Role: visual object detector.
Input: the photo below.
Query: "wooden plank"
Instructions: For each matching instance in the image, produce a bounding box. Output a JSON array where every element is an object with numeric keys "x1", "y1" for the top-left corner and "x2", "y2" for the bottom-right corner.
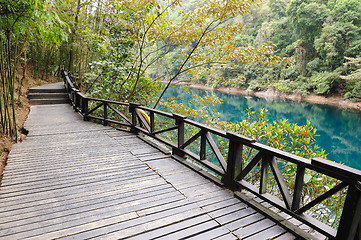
[
  {"x1": 3, "y1": 157, "x2": 144, "y2": 180},
  {"x1": 0, "y1": 178, "x2": 167, "y2": 218},
  {"x1": 4, "y1": 147, "x2": 128, "y2": 168},
  {"x1": 273, "y1": 232, "x2": 298, "y2": 240},
  {"x1": 126, "y1": 215, "x2": 215, "y2": 239},
  {"x1": 137, "y1": 153, "x2": 169, "y2": 162},
  {"x1": 5, "y1": 151, "x2": 133, "y2": 168},
  {"x1": 0, "y1": 172, "x2": 159, "y2": 206},
  {"x1": 233, "y1": 218, "x2": 276, "y2": 239},
  {"x1": 161, "y1": 173, "x2": 210, "y2": 188},
  {"x1": 190, "y1": 191, "x2": 235, "y2": 208},
  {"x1": 235, "y1": 192, "x2": 328, "y2": 239},
  {"x1": 59, "y1": 203, "x2": 206, "y2": 240},
  {"x1": 216, "y1": 207, "x2": 257, "y2": 225},
  {"x1": 0, "y1": 192, "x2": 185, "y2": 239},
  {"x1": 136, "y1": 199, "x2": 197, "y2": 217},
  {"x1": 185, "y1": 226, "x2": 233, "y2": 240},
  {"x1": 0, "y1": 175, "x2": 164, "y2": 213},
  {"x1": 244, "y1": 224, "x2": 287, "y2": 240},
  {"x1": 0, "y1": 168, "x2": 154, "y2": 199},
  {"x1": 0, "y1": 184, "x2": 172, "y2": 224},
  {"x1": 1, "y1": 163, "x2": 147, "y2": 191},
  {"x1": 202, "y1": 198, "x2": 245, "y2": 213},
  {"x1": 25, "y1": 198, "x2": 192, "y2": 240},
  {"x1": 207, "y1": 203, "x2": 249, "y2": 219},
  {"x1": 3, "y1": 163, "x2": 144, "y2": 186},
  {"x1": 154, "y1": 220, "x2": 220, "y2": 240},
  {"x1": 0, "y1": 103, "x2": 317, "y2": 240},
  {"x1": 224, "y1": 213, "x2": 266, "y2": 232},
  {"x1": 0, "y1": 187, "x2": 181, "y2": 235},
  {"x1": 213, "y1": 233, "x2": 239, "y2": 240}
]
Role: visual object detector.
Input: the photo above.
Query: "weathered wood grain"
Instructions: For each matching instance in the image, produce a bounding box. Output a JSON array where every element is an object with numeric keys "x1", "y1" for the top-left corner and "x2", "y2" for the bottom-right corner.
[{"x1": 0, "y1": 104, "x2": 301, "y2": 239}]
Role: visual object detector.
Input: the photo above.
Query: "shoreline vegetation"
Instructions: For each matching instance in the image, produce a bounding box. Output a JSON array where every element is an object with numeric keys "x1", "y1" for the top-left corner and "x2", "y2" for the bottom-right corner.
[{"x1": 171, "y1": 81, "x2": 361, "y2": 112}]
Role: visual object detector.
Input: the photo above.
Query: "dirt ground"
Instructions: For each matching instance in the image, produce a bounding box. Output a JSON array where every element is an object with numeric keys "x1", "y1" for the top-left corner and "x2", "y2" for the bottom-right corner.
[{"x1": 0, "y1": 70, "x2": 59, "y2": 182}]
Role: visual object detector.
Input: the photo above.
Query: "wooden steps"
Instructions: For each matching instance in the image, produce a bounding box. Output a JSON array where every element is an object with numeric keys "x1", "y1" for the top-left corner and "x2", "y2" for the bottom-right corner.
[{"x1": 28, "y1": 82, "x2": 69, "y2": 105}]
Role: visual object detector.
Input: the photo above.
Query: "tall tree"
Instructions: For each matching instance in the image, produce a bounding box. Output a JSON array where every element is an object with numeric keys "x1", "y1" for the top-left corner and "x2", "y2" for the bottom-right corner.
[
  {"x1": 315, "y1": 0, "x2": 361, "y2": 70},
  {"x1": 98, "y1": 0, "x2": 293, "y2": 107},
  {"x1": 287, "y1": 0, "x2": 329, "y2": 75}
]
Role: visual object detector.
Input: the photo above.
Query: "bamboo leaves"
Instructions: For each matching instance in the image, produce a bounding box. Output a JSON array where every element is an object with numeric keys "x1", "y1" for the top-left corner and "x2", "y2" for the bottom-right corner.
[{"x1": 0, "y1": 0, "x2": 67, "y2": 140}]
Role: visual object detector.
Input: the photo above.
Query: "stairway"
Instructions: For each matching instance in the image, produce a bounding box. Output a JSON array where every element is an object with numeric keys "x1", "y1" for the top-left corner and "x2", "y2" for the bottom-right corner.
[{"x1": 28, "y1": 82, "x2": 69, "y2": 105}]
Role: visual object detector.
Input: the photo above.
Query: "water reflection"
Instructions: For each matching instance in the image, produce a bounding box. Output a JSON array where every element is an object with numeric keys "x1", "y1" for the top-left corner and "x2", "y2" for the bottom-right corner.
[{"x1": 162, "y1": 86, "x2": 361, "y2": 170}]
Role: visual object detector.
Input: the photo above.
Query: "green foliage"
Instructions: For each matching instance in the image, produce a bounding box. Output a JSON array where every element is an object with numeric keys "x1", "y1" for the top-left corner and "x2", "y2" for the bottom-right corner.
[
  {"x1": 274, "y1": 80, "x2": 294, "y2": 92},
  {"x1": 213, "y1": 107, "x2": 344, "y2": 227},
  {"x1": 0, "y1": 0, "x2": 67, "y2": 139},
  {"x1": 234, "y1": 108, "x2": 325, "y2": 158},
  {"x1": 247, "y1": 79, "x2": 267, "y2": 91},
  {"x1": 163, "y1": 92, "x2": 343, "y2": 227},
  {"x1": 157, "y1": 0, "x2": 361, "y2": 101},
  {"x1": 287, "y1": 1, "x2": 329, "y2": 43},
  {"x1": 308, "y1": 71, "x2": 340, "y2": 94},
  {"x1": 341, "y1": 56, "x2": 361, "y2": 100}
]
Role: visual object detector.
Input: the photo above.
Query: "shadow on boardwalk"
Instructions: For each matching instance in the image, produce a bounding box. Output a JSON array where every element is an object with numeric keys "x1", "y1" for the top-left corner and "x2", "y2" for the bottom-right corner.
[{"x1": 0, "y1": 103, "x2": 315, "y2": 239}]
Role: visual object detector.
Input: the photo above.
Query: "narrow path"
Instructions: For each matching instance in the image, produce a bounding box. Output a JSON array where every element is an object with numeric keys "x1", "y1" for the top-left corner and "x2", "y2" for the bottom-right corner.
[{"x1": 0, "y1": 103, "x2": 298, "y2": 239}]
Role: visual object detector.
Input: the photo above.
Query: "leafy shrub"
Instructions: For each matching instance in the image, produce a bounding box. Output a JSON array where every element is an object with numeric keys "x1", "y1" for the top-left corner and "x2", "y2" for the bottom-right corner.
[
  {"x1": 306, "y1": 58, "x2": 322, "y2": 73},
  {"x1": 280, "y1": 67, "x2": 298, "y2": 81},
  {"x1": 294, "y1": 82, "x2": 310, "y2": 96},
  {"x1": 345, "y1": 81, "x2": 361, "y2": 101},
  {"x1": 308, "y1": 71, "x2": 340, "y2": 94},
  {"x1": 274, "y1": 80, "x2": 291, "y2": 92},
  {"x1": 247, "y1": 79, "x2": 267, "y2": 91},
  {"x1": 344, "y1": 91, "x2": 353, "y2": 99}
]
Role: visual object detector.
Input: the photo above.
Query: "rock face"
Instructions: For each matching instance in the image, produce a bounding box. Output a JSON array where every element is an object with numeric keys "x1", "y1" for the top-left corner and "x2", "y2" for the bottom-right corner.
[{"x1": 28, "y1": 82, "x2": 69, "y2": 105}]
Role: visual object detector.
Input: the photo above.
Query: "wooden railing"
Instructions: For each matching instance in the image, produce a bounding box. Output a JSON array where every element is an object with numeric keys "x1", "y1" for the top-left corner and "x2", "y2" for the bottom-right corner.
[{"x1": 62, "y1": 71, "x2": 361, "y2": 240}]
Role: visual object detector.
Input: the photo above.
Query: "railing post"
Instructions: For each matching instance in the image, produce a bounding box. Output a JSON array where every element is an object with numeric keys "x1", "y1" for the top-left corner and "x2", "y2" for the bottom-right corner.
[
  {"x1": 200, "y1": 130, "x2": 206, "y2": 160},
  {"x1": 70, "y1": 88, "x2": 75, "y2": 105},
  {"x1": 260, "y1": 154, "x2": 272, "y2": 194},
  {"x1": 65, "y1": 78, "x2": 69, "y2": 93},
  {"x1": 103, "y1": 101, "x2": 108, "y2": 126},
  {"x1": 74, "y1": 90, "x2": 80, "y2": 112},
  {"x1": 222, "y1": 132, "x2": 244, "y2": 191},
  {"x1": 172, "y1": 113, "x2": 186, "y2": 158},
  {"x1": 63, "y1": 71, "x2": 69, "y2": 93},
  {"x1": 292, "y1": 165, "x2": 305, "y2": 211},
  {"x1": 336, "y1": 182, "x2": 361, "y2": 240},
  {"x1": 150, "y1": 112, "x2": 155, "y2": 134},
  {"x1": 129, "y1": 102, "x2": 140, "y2": 133},
  {"x1": 82, "y1": 97, "x2": 89, "y2": 121}
]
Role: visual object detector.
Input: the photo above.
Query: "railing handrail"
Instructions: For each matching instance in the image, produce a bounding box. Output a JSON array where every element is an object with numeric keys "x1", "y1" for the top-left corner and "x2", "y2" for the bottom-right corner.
[{"x1": 62, "y1": 70, "x2": 361, "y2": 240}]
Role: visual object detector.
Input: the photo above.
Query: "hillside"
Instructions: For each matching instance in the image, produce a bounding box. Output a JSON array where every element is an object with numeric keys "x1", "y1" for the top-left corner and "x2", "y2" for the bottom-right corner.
[{"x1": 153, "y1": 0, "x2": 361, "y2": 101}]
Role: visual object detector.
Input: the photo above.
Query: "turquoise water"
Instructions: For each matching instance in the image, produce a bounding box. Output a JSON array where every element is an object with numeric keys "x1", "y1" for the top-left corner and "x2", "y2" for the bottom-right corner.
[{"x1": 162, "y1": 86, "x2": 361, "y2": 170}]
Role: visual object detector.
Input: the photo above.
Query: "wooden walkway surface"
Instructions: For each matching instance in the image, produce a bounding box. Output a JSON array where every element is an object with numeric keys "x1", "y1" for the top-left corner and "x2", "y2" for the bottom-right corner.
[{"x1": 0, "y1": 103, "x2": 299, "y2": 239}]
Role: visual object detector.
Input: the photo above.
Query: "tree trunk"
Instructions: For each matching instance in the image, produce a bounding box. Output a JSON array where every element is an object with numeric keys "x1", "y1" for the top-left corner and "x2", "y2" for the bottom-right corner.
[{"x1": 69, "y1": 0, "x2": 82, "y2": 72}]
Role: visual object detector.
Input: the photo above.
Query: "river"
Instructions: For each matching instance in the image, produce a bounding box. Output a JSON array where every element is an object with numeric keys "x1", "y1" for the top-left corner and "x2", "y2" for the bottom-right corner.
[{"x1": 162, "y1": 86, "x2": 361, "y2": 170}]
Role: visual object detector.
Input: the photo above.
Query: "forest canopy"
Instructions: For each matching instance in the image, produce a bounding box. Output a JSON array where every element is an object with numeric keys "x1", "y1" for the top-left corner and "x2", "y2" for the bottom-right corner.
[
  {"x1": 1, "y1": 0, "x2": 360, "y2": 141},
  {"x1": 171, "y1": 0, "x2": 361, "y2": 100}
]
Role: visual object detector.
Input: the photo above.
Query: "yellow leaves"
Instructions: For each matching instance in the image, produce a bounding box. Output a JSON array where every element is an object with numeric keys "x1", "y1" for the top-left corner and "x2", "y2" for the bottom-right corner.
[
  {"x1": 192, "y1": 94, "x2": 223, "y2": 106},
  {"x1": 223, "y1": 75, "x2": 246, "y2": 85},
  {"x1": 160, "y1": 100, "x2": 208, "y2": 119},
  {"x1": 113, "y1": 0, "x2": 294, "y2": 89},
  {"x1": 170, "y1": 0, "x2": 183, "y2": 9}
]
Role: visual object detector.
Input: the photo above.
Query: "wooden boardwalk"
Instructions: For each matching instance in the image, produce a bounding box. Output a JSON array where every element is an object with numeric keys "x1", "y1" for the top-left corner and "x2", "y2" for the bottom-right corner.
[{"x1": 0, "y1": 103, "x2": 302, "y2": 239}]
